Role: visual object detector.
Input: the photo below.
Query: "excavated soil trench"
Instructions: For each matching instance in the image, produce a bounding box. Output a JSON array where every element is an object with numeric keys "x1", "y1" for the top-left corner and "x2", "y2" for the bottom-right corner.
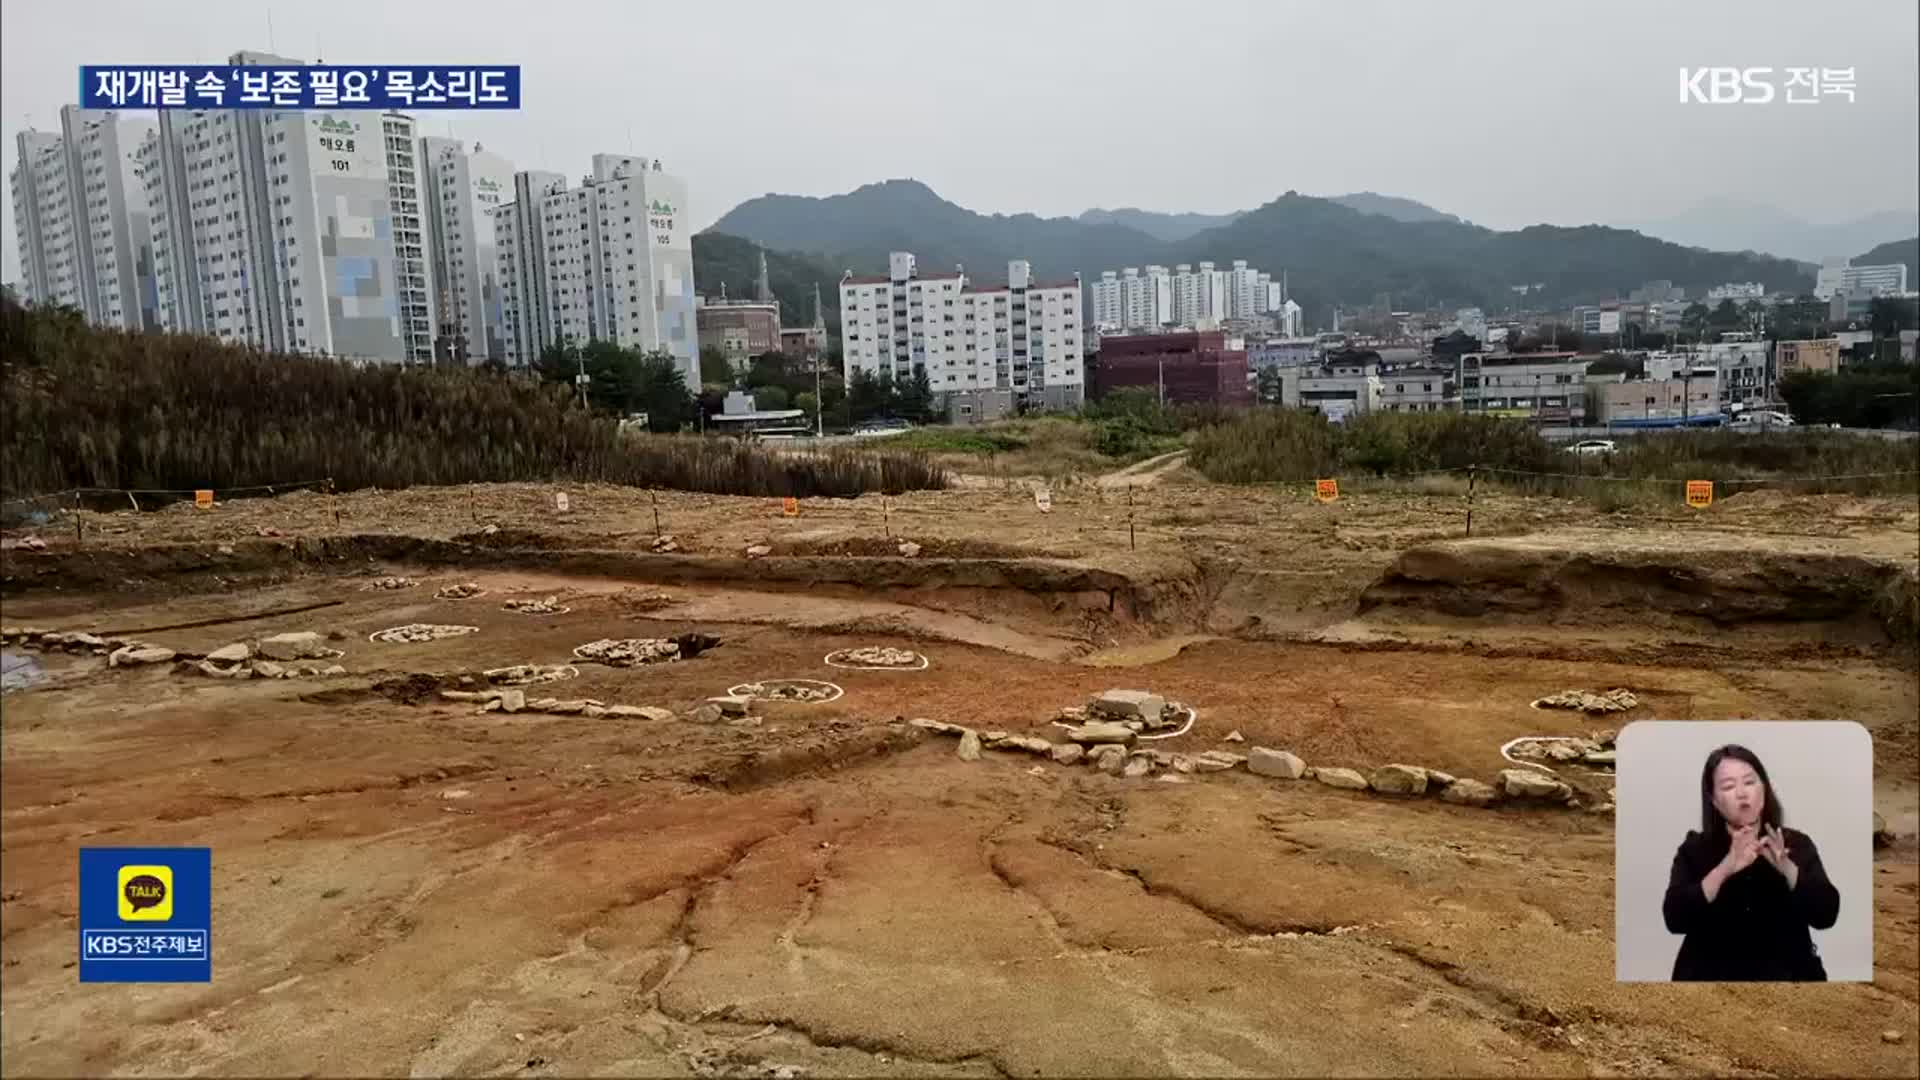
[
  {"x1": 4, "y1": 523, "x2": 1918, "y2": 1076},
  {"x1": 1358, "y1": 528, "x2": 1920, "y2": 652}
]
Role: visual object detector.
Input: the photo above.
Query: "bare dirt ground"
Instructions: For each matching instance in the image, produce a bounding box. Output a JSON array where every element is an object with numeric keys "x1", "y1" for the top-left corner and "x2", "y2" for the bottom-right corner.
[{"x1": 3, "y1": 479, "x2": 1917, "y2": 1077}]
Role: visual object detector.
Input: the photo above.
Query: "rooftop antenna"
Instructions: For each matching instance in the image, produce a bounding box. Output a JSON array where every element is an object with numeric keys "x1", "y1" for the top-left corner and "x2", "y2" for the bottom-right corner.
[{"x1": 267, "y1": 9, "x2": 276, "y2": 52}]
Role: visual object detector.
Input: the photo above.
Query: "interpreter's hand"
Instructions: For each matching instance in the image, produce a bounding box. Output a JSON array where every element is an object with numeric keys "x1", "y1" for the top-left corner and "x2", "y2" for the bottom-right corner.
[
  {"x1": 1723, "y1": 823, "x2": 1762, "y2": 874},
  {"x1": 1758, "y1": 824, "x2": 1799, "y2": 887}
]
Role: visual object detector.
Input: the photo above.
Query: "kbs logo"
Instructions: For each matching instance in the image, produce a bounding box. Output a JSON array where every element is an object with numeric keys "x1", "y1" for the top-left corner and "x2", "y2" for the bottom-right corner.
[{"x1": 1679, "y1": 67, "x2": 1856, "y2": 104}]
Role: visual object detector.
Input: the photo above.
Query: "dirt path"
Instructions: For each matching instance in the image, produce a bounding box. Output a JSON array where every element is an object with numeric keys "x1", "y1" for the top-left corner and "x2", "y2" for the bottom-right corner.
[{"x1": 1097, "y1": 449, "x2": 1191, "y2": 488}]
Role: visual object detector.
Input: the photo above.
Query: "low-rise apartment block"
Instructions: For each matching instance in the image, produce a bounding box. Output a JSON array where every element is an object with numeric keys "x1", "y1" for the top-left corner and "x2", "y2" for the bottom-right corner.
[{"x1": 840, "y1": 252, "x2": 1083, "y2": 408}]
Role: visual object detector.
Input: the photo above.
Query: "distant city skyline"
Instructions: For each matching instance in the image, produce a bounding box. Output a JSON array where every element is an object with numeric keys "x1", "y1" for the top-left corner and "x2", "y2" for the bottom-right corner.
[{"x1": 4, "y1": 0, "x2": 1917, "y2": 284}]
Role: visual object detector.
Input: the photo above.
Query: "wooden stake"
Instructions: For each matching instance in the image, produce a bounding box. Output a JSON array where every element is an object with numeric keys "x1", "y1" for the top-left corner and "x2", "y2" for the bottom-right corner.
[
  {"x1": 73, "y1": 492, "x2": 83, "y2": 546},
  {"x1": 1127, "y1": 486, "x2": 1136, "y2": 551},
  {"x1": 1465, "y1": 465, "x2": 1477, "y2": 538},
  {"x1": 651, "y1": 490, "x2": 662, "y2": 537}
]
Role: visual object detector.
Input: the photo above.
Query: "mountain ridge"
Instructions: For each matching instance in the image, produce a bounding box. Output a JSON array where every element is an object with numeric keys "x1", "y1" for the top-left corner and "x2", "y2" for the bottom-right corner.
[{"x1": 707, "y1": 180, "x2": 1816, "y2": 324}]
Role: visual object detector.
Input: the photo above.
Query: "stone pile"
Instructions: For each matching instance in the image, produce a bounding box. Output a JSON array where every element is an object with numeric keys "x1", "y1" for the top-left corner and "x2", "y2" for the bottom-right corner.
[
  {"x1": 178, "y1": 635, "x2": 346, "y2": 680},
  {"x1": 363, "y1": 576, "x2": 418, "y2": 591},
  {"x1": 650, "y1": 535, "x2": 681, "y2": 554},
  {"x1": 1082, "y1": 688, "x2": 1191, "y2": 734},
  {"x1": 573, "y1": 638, "x2": 681, "y2": 667},
  {"x1": 482, "y1": 663, "x2": 579, "y2": 686},
  {"x1": 502, "y1": 597, "x2": 569, "y2": 615},
  {"x1": 828, "y1": 646, "x2": 925, "y2": 668},
  {"x1": 897, "y1": 540, "x2": 922, "y2": 558},
  {"x1": 370, "y1": 624, "x2": 480, "y2": 645},
  {"x1": 911, "y1": 716, "x2": 1597, "y2": 814},
  {"x1": 439, "y1": 687, "x2": 674, "y2": 721},
  {"x1": 435, "y1": 582, "x2": 487, "y2": 600},
  {"x1": 3, "y1": 625, "x2": 357, "y2": 681},
  {"x1": 729, "y1": 680, "x2": 840, "y2": 703},
  {"x1": 1533, "y1": 688, "x2": 1638, "y2": 714},
  {"x1": 1507, "y1": 728, "x2": 1617, "y2": 768}
]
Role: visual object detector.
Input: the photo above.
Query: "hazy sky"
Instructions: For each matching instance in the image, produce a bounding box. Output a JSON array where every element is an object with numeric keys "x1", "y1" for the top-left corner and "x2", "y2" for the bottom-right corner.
[{"x1": 4, "y1": 0, "x2": 1916, "y2": 281}]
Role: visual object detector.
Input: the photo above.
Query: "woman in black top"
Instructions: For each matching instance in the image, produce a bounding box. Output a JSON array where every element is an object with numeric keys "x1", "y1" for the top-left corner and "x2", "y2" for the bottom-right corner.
[{"x1": 1662, "y1": 744, "x2": 1841, "y2": 981}]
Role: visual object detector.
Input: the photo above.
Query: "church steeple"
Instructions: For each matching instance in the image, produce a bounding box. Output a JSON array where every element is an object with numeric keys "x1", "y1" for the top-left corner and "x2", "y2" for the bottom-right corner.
[{"x1": 755, "y1": 250, "x2": 773, "y2": 305}]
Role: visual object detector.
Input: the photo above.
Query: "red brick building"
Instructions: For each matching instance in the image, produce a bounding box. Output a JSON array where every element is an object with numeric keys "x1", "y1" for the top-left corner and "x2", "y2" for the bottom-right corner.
[{"x1": 1091, "y1": 330, "x2": 1253, "y2": 406}]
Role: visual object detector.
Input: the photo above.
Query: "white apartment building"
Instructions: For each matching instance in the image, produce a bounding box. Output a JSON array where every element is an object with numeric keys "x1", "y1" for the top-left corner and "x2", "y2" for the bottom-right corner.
[
  {"x1": 1171, "y1": 262, "x2": 1228, "y2": 327},
  {"x1": 1226, "y1": 259, "x2": 1271, "y2": 320},
  {"x1": 10, "y1": 130, "x2": 82, "y2": 312},
  {"x1": 9, "y1": 110, "x2": 156, "y2": 330},
  {"x1": 840, "y1": 251, "x2": 1084, "y2": 407},
  {"x1": 129, "y1": 50, "x2": 419, "y2": 362},
  {"x1": 1090, "y1": 265, "x2": 1174, "y2": 331},
  {"x1": 421, "y1": 137, "x2": 514, "y2": 363},
  {"x1": 494, "y1": 155, "x2": 696, "y2": 382},
  {"x1": 494, "y1": 169, "x2": 564, "y2": 366},
  {"x1": 1815, "y1": 257, "x2": 1910, "y2": 300},
  {"x1": 379, "y1": 113, "x2": 436, "y2": 364},
  {"x1": 1089, "y1": 270, "x2": 1123, "y2": 329}
]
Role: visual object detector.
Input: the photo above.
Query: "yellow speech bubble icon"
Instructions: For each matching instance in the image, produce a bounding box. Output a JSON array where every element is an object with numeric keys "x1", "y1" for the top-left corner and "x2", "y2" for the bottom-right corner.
[{"x1": 118, "y1": 864, "x2": 173, "y2": 921}]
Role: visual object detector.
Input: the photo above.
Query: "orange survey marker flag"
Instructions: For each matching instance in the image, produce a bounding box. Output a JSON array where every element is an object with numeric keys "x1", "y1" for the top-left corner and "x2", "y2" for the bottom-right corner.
[
  {"x1": 1685, "y1": 480, "x2": 1713, "y2": 508},
  {"x1": 1315, "y1": 478, "x2": 1339, "y2": 503},
  {"x1": 783, "y1": 497, "x2": 799, "y2": 517},
  {"x1": 194, "y1": 490, "x2": 214, "y2": 508}
]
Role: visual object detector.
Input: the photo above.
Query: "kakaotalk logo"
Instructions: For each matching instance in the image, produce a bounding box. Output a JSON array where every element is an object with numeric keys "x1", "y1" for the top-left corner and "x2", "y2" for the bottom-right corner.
[{"x1": 1679, "y1": 67, "x2": 1856, "y2": 104}]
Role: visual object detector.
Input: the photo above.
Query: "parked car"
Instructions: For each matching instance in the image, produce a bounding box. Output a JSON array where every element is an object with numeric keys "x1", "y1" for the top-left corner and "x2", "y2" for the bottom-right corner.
[
  {"x1": 1564, "y1": 439, "x2": 1616, "y2": 456},
  {"x1": 1731, "y1": 410, "x2": 1795, "y2": 428}
]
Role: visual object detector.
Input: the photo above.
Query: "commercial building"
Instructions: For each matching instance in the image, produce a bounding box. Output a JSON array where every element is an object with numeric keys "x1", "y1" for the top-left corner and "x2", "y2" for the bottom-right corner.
[
  {"x1": 1274, "y1": 351, "x2": 1383, "y2": 420},
  {"x1": 945, "y1": 387, "x2": 1017, "y2": 426},
  {"x1": 1456, "y1": 351, "x2": 1592, "y2": 423},
  {"x1": 839, "y1": 252, "x2": 1083, "y2": 408},
  {"x1": 1628, "y1": 280, "x2": 1685, "y2": 305},
  {"x1": 1698, "y1": 337, "x2": 1772, "y2": 408},
  {"x1": 9, "y1": 108, "x2": 157, "y2": 330},
  {"x1": 421, "y1": 137, "x2": 514, "y2": 363},
  {"x1": 1775, "y1": 338, "x2": 1840, "y2": 376},
  {"x1": 1092, "y1": 330, "x2": 1252, "y2": 407},
  {"x1": 696, "y1": 297, "x2": 782, "y2": 360},
  {"x1": 1379, "y1": 365, "x2": 1457, "y2": 412},
  {"x1": 1815, "y1": 257, "x2": 1909, "y2": 300},
  {"x1": 1248, "y1": 337, "x2": 1319, "y2": 370},
  {"x1": 494, "y1": 154, "x2": 697, "y2": 383},
  {"x1": 1591, "y1": 368, "x2": 1723, "y2": 427},
  {"x1": 1707, "y1": 282, "x2": 1765, "y2": 302}
]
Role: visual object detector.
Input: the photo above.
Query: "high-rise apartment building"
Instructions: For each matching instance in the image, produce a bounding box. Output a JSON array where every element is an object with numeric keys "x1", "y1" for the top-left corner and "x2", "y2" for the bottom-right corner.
[
  {"x1": 9, "y1": 109, "x2": 156, "y2": 330},
  {"x1": 840, "y1": 252, "x2": 1084, "y2": 407},
  {"x1": 493, "y1": 155, "x2": 696, "y2": 383},
  {"x1": 379, "y1": 113, "x2": 435, "y2": 363},
  {"x1": 1172, "y1": 262, "x2": 1228, "y2": 327},
  {"x1": 1090, "y1": 266, "x2": 1176, "y2": 332},
  {"x1": 10, "y1": 130, "x2": 81, "y2": 312},
  {"x1": 421, "y1": 137, "x2": 514, "y2": 363},
  {"x1": 125, "y1": 50, "x2": 421, "y2": 361}
]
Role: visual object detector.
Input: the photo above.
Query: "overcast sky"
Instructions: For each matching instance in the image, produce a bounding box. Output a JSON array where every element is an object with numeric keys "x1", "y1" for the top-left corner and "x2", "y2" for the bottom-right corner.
[{"x1": 4, "y1": 0, "x2": 1916, "y2": 282}]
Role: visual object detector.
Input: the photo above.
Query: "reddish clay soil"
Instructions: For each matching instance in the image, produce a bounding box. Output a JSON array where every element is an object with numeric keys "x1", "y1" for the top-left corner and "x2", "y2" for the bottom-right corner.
[{"x1": 2, "y1": 482, "x2": 1917, "y2": 1076}]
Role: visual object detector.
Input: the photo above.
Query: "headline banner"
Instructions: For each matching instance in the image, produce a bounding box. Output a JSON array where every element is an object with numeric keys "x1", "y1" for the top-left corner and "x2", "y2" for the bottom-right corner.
[{"x1": 80, "y1": 65, "x2": 520, "y2": 110}]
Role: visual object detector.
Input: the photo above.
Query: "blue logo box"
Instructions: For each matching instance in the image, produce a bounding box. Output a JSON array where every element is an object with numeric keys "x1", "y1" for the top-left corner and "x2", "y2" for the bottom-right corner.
[
  {"x1": 79, "y1": 65, "x2": 521, "y2": 110},
  {"x1": 78, "y1": 847, "x2": 212, "y2": 982}
]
